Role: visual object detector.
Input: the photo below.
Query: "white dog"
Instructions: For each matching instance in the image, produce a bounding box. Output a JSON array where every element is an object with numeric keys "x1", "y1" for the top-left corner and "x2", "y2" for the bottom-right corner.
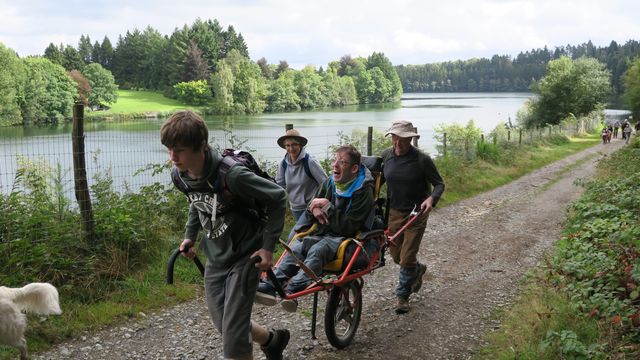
[{"x1": 0, "y1": 283, "x2": 62, "y2": 359}]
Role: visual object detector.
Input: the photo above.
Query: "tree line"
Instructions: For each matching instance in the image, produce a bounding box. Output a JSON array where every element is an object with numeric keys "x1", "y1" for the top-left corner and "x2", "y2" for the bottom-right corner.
[
  {"x1": 0, "y1": 43, "x2": 117, "y2": 126},
  {"x1": 396, "y1": 39, "x2": 640, "y2": 96},
  {"x1": 39, "y1": 18, "x2": 402, "y2": 115}
]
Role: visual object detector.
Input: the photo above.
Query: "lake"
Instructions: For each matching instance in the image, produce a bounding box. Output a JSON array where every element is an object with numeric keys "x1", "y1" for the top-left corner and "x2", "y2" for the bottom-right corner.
[{"x1": 2, "y1": 91, "x2": 612, "y2": 197}]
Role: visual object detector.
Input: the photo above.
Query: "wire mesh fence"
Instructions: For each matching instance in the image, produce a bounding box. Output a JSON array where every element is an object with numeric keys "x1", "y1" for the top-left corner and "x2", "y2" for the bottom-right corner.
[{"x1": 0, "y1": 106, "x2": 604, "y2": 250}]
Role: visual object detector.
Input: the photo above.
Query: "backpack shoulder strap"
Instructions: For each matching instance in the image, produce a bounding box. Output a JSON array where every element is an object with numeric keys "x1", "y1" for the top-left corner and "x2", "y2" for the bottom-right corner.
[
  {"x1": 216, "y1": 155, "x2": 239, "y2": 191},
  {"x1": 171, "y1": 167, "x2": 191, "y2": 194},
  {"x1": 302, "y1": 153, "x2": 319, "y2": 184}
]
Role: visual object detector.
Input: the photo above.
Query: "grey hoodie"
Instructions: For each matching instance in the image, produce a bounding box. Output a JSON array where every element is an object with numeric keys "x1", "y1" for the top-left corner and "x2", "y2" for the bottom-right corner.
[{"x1": 276, "y1": 148, "x2": 328, "y2": 213}]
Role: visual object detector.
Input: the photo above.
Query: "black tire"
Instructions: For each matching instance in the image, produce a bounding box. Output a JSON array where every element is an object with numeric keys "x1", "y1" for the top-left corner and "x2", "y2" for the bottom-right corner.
[{"x1": 324, "y1": 280, "x2": 362, "y2": 349}]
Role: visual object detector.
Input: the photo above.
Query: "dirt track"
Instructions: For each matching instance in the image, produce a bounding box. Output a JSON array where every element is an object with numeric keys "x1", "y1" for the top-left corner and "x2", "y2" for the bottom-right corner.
[{"x1": 33, "y1": 140, "x2": 625, "y2": 360}]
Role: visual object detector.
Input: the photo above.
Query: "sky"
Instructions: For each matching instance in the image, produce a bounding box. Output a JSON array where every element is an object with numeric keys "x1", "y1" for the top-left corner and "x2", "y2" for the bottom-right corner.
[{"x1": 1, "y1": 0, "x2": 639, "y2": 69}]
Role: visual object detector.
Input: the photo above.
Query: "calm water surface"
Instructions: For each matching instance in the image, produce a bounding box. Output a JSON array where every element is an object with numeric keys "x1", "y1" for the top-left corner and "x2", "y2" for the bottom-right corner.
[{"x1": 0, "y1": 92, "x2": 543, "y2": 194}]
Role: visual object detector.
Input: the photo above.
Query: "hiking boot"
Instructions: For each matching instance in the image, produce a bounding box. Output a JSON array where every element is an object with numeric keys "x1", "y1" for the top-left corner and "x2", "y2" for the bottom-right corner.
[
  {"x1": 261, "y1": 328, "x2": 290, "y2": 360},
  {"x1": 255, "y1": 280, "x2": 277, "y2": 306},
  {"x1": 395, "y1": 296, "x2": 410, "y2": 314},
  {"x1": 411, "y1": 263, "x2": 428, "y2": 293}
]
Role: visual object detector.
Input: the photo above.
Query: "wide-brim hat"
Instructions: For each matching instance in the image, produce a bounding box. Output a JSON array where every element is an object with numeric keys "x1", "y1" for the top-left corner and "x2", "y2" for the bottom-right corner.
[
  {"x1": 385, "y1": 120, "x2": 420, "y2": 139},
  {"x1": 277, "y1": 128, "x2": 308, "y2": 148}
]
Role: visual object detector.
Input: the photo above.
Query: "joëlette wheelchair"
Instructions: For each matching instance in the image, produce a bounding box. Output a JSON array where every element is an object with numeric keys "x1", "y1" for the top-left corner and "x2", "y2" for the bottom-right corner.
[{"x1": 165, "y1": 155, "x2": 424, "y2": 349}]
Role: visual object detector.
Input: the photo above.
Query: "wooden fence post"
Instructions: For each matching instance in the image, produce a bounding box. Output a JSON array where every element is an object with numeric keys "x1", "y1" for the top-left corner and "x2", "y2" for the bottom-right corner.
[
  {"x1": 72, "y1": 104, "x2": 95, "y2": 243},
  {"x1": 367, "y1": 126, "x2": 373, "y2": 156},
  {"x1": 480, "y1": 134, "x2": 484, "y2": 143},
  {"x1": 519, "y1": 129, "x2": 522, "y2": 145},
  {"x1": 443, "y1": 132, "x2": 447, "y2": 156},
  {"x1": 507, "y1": 130, "x2": 511, "y2": 142}
]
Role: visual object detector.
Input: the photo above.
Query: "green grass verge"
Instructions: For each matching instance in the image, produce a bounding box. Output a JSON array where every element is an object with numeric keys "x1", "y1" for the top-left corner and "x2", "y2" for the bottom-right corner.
[
  {"x1": 475, "y1": 271, "x2": 603, "y2": 360},
  {"x1": 437, "y1": 133, "x2": 601, "y2": 206},
  {"x1": 475, "y1": 136, "x2": 640, "y2": 359}
]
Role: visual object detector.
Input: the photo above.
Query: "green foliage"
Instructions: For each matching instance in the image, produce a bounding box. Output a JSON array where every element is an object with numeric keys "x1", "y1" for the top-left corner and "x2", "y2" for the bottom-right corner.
[
  {"x1": 21, "y1": 57, "x2": 76, "y2": 124},
  {"x1": 545, "y1": 140, "x2": 640, "y2": 354},
  {"x1": 211, "y1": 49, "x2": 267, "y2": 114},
  {"x1": 540, "y1": 330, "x2": 606, "y2": 359},
  {"x1": 433, "y1": 120, "x2": 483, "y2": 160},
  {"x1": 267, "y1": 69, "x2": 300, "y2": 112},
  {"x1": 173, "y1": 79, "x2": 213, "y2": 105},
  {"x1": 295, "y1": 66, "x2": 327, "y2": 109},
  {"x1": 623, "y1": 57, "x2": 640, "y2": 120},
  {"x1": 0, "y1": 43, "x2": 24, "y2": 126},
  {"x1": 526, "y1": 57, "x2": 611, "y2": 128},
  {"x1": 0, "y1": 154, "x2": 186, "y2": 302},
  {"x1": 82, "y1": 63, "x2": 118, "y2": 108}
]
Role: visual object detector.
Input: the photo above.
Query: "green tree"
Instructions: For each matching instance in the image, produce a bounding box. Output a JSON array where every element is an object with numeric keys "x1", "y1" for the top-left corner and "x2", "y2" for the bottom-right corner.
[
  {"x1": 78, "y1": 34, "x2": 93, "y2": 64},
  {"x1": 294, "y1": 66, "x2": 326, "y2": 109},
  {"x1": 21, "y1": 57, "x2": 76, "y2": 124},
  {"x1": 62, "y1": 45, "x2": 84, "y2": 71},
  {"x1": 368, "y1": 67, "x2": 393, "y2": 103},
  {"x1": 43, "y1": 43, "x2": 64, "y2": 67},
  {"x1": 189, "y1": 18, "x2": 222, "y2": 72},
  {"x1": 183, "y1": 40, "x2": 211, "y2": 81},
  {"x1": 623, "y1": 57, "x2": 640, "y2": 120},
  {"x1": 211, "y1": 61, "x2": 235, "y2": 113},
  {"x1": 212, "y1": 49, "x2": 266, "y2": 114},
  {"x1": 526, "y1": 56, "x2": 611, "y2": 127},
  {"x1": 267, "y1": 69, "x2": 300, "y2": 112},
  {"x1": 0, "y1": 43, "x2": 25, "y2": 125},
  {"x1": 82, "y1": 63, "x2": 118, "y2": 108},
  {"x1": 99, "y1": 36, "x2": 114, "y2": 69},
  {"x1": 367, "y1": 52, "x2": 402, "y2": 101},
  {"x1": 322, "y1": 68, "x2": 357, "y2": 106},
  {"x1": 173, "y1": 79, "x2": 212, "y2": 105}
]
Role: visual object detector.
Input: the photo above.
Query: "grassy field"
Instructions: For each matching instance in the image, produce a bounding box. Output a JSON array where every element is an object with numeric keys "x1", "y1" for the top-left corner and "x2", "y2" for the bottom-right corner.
[{"x1": 95, "y1": 89, "x2": 200, "y2": 114}]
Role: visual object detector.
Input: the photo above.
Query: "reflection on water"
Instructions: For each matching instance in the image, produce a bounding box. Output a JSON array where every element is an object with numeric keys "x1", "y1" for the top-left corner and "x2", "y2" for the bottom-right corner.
[{"x1": 402, "y1": 104, "x2": 477, "y2": 109}]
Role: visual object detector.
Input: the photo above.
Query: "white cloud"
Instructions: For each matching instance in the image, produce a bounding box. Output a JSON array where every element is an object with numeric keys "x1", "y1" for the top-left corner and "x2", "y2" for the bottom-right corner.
[{"x1": 1, "y1": 0, "x2": 639, "y2": 65}]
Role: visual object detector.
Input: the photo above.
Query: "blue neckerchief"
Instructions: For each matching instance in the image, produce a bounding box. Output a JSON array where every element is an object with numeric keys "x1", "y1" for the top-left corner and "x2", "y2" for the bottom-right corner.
[{"x1": 328, "y1": 165, "x2": 366, "y2": 213}]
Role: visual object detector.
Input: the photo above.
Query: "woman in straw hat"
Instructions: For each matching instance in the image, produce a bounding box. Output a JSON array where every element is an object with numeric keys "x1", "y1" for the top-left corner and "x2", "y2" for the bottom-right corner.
[
  {"x1": 276, "y1": 129, "x2": 328, "y2": 220},
  {"x1": 381, "y1": 120, "x2": 445, "y2": 314}
]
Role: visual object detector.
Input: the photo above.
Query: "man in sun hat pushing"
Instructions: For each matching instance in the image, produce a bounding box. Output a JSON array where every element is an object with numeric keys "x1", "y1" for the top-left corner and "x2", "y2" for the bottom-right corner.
[{"x1": 381, "y1": 120, "x2": 445, "y2": 314}]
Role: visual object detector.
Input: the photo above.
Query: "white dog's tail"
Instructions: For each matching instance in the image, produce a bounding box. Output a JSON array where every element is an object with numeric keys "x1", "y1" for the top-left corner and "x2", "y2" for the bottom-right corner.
[{"x1": 3, "y1": 283, "x2": 62, "y2": 315}]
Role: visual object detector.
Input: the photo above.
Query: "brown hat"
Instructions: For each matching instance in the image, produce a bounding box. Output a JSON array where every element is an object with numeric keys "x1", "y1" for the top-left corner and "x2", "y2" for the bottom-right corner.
[
  {"x1": 385, "y1": 120, "x2": 420, "y2": 139},
  {"x1": 277, "y1": 128, "x2": 308, "y2": 148}
]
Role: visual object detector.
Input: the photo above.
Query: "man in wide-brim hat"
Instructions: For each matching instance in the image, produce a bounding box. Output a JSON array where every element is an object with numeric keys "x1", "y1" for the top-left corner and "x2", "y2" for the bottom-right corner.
[
  {"x1": 381, "y1": 120, "x2": 444, "y2": 315},
  {"x1": 385, "y1": 120, "x2": 421, "y2": 139}
]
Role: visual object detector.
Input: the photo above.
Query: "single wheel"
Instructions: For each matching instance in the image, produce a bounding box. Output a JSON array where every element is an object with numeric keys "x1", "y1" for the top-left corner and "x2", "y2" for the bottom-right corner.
[{"x1": 324, "y1": 280, "x2": 362, "y2": 349}]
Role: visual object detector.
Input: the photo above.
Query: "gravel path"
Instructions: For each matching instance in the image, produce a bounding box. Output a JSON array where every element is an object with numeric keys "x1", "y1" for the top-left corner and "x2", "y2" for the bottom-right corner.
[{"x1": 34, "y1": 140, "x2": 625, "y2": 360}]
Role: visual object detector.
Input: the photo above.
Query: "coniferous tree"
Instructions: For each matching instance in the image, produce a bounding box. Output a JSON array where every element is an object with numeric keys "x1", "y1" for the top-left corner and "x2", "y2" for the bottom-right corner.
[{"x1": 183, "y1": 40, "x2": 210, "y2": 82}]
